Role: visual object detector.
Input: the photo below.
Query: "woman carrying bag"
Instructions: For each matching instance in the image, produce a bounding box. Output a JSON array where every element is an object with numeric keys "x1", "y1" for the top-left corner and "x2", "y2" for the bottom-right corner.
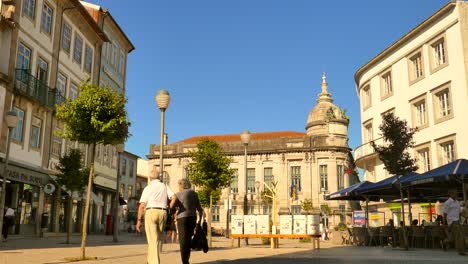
[{"x1": 170, "y1": 179, "x2": 204, "y2": 264}]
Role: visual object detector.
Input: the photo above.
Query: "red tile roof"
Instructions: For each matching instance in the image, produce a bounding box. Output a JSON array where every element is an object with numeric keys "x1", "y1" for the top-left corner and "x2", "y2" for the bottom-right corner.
[{"x1": 176, "y1": 131, "x2": 306, "y2": 144}]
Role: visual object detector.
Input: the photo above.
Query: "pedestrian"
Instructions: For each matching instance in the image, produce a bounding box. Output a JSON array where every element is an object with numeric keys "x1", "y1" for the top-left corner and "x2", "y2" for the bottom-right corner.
[
  {"x1": 442, "y1": 189, "x2": 467, "y2": 256},
  {"x1": 2, "y1": 206, "x2": 15, "y2": 242},
  {"x1": 136, "y1": 169, "x2": 176, "y2": 264},
  {"x1": 165, "y1": 210, "x2": 178, "y2": 243},
  {"x1": 170, "y1": 178, "x2": 203, "y2": 264}
]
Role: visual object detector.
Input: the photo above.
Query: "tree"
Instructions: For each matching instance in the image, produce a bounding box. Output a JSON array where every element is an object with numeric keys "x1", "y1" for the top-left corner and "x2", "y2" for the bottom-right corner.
[
  {"x1": 55, "y1": 82, "x2": 129, "y2": 260},
  {"x1": 188, "y1": 139, "x2": 235, "y2": 247},
  {"x1": 55, "y1": 148, "x2": 89, "y2": 244},
  {"x1": 300, "y1": 198, "x2": 314, "y2": 214},
  {"x1": 198, "y1": 188, "x2": 221, "y2": 208},
  {"x1": 371, "y1": 112, "x2": 417, "y2": 250}
]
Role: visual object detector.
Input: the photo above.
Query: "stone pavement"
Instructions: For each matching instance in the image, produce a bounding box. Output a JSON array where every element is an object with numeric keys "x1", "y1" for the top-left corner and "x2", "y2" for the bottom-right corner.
[{"x1": 0, "y1": 233, "x2": 467, "y2": 264}]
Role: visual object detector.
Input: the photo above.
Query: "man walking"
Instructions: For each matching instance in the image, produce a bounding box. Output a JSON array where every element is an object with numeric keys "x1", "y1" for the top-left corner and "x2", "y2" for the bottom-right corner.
[
  {"x1": 2, "y1": 206, "x2": 15, "y2": 242},
  {"x1": 136, "y1": 169, "x2": 176, "y2": 264},
  {"x1": 442, "y1": 189, "x2": 467, "y2": 256}
]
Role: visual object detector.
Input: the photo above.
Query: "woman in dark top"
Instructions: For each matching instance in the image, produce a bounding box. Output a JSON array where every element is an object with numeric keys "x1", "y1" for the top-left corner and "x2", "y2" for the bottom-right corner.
[{"x1": 170, "y1": 179, "x2": 203, "y2": 264}]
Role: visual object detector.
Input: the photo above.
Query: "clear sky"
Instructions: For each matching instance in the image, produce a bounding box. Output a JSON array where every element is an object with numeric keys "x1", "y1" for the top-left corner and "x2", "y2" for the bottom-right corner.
[{"x1": 91, "y1": 0, "x2": 450, "y2": 159}]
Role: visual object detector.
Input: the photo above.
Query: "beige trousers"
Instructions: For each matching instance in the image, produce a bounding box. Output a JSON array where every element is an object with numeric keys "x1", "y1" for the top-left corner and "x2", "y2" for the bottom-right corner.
[{"x1": 145, "y1": 209, "x2": 167, "y2": 264}]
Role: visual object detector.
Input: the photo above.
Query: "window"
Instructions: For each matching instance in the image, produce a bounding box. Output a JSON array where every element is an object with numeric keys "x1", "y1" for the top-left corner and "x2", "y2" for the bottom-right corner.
[
  {"x1": 61, "y1": 22, "x2": 72, "y2": 53},
  {"x1": 52, "y1": 128, "x2": 62, "y2": 157},
  {"x1": 112, "y1": 43, "x2": 117, "y2": 66},
  {"x1": 73, "y1": 35, "x2": 83, "y2": 64},
  {"x1": 162, "y1": 171, "x2": 170, "y2": 185},
  {"x1": 23, "y1": 0, "x2": 36, "y2": 19},
  {"x1": 291, "y1": 205, "x2": 301, "y2": 215},
  {"x1": 262, "y1": 205, "x2": 272, "y2": 216},
  {"x1": 264, "y1": 167, "x2": 273, "y2": 188},
  {"x1": 230, "y1": 169, "x2": 238, "y2": 193},
  {"x1": 413, "y1": 99, "x2": 427, "y2": 128},
  {"x1": 381, "y1": 71, "x2": 393, "y2": 99},
  {"x1": 95, "y1": 144, "x2": 102, "y2": 164},
  {"x1": 129, "y1": 160, "x2": 134, "y2": 178},
  {"x1": 248, "y1": 205, "x2": 255, "y2": 215},
  {"x1": 319, "y1": 165, "x2": 328, "y2": 192},
  {"x1": 231, "y1": 205, "x2": 238, "y2": 216},
  {"x1": 70, "y1": 83, "x2": 78, "y2": 101},
  {"x1": 103, "y1": 145, "x2": 109, "y2": 165},
  {"x1": 120, "y1": 184, "x2": 125, "y2": 197},
  {"x1": 409, "y1": 52, "x2": 424, "y2": 82},
  {"x1": 364, "y1": 122, "x2": 373, "y2": 143},
  {"x1": 212, "y1": 206, "x2": 220, "y2": 222},
  {"x1": 57, "y1": 73, "x2": 67, "y2": 97},
  {"x1": 417, "y1": 148, "x2": 431, "y2": 172},
  {"x1": 36, "y1": 58, "x2": 48, "y2": 84},
  {"x1": 440, "y1": 141, "x2": 455, "y2": 165},
  {"x1": 127, "y1": 185, "x2": 133, "y2": 199},
  {"x1": 119, "y1": 50, "x2": 125, "y2": 74},
  {"x1": 121, "y1": 157, "x2": 127, "y2": 177},
  {"x1": 337, "y1": 165, "x2": 345, "y2": 190},
  {"x1": 362, "y1": 85, "x2": 371, "y2": 109},
  {"x1": 84, "y1": 45, "x2": 93, "y2": 74},
  {"x1": 432, "y1": 86, "x2": 453, "y2": 123},
  {"x1": 290, "y1": 166, "x2": 301, "y2": 191},
  {"x1": 431, "y1": 38, "x2": 447, "y2": 69},
  {"x1": 17, "y1": 43, "x2": 31, "y2": 70},
  {"x1": 247, "y1": 168, "x2": 256, "y2": 193},
  {"x1": 40, "y1": 3, "x2": 53, "y2": 35},
  {"x1": 11, "y1": 107, "x2": 25, "y2": 142},
  {"x1": 30, "y1": 117, "x2": 42, "y2": 148}
]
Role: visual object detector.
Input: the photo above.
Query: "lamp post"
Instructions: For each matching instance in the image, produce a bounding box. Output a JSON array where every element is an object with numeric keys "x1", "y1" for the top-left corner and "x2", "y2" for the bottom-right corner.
[
  {"x1": 240, "y1": 130, "x2": 250, "y2": 244},
  {"x1": 113, "y1": 143, "x2": 125, "y2": 242},
  {"x1": 0, "y1": 111, "x2": 18, "y2": 237},
  {"x1": 255, "y1": 181, "x2": 260, "y2": 215},
  {"x1": 155, "y1": 90, "x2": 170, "y2": 178}
]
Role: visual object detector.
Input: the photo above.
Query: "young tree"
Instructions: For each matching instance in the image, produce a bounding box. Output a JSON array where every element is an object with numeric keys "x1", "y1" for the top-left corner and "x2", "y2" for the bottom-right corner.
[
  {"x1": 55, "y1": 148, "x2": 89, "y2": 244},
  {"x1": 188, "y1": 139, "x2": 235, "y2": 247},
  {"x1": 371, "y1": 112, "x2": 417, "y2": 250},
  {"x1": 55, "y1": 82, "x2": 129, "y2": 259}
]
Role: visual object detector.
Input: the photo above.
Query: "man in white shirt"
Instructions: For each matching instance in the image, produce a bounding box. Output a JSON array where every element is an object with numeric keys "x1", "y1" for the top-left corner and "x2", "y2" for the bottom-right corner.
[
  {"x1": 442, "y1": 189, "x2": 466, "y2": 256},
  {"x1": 2, "y1": 206, "x2": 15, "y2": 242}
]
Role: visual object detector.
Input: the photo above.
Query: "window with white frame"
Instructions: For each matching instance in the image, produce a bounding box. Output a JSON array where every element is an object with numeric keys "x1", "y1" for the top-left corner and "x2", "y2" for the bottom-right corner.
[
  {"x1": 364, "y1": 122, "x2": 373, "y2": 143},
  {"x1": 409, "y1": 52, "x2": 424, "y2": 81},
  {"x1": 231, "y1": 205, "x2": 238, "y2": 216},
  {"x1": 112, "y1": 43, "x2": 118, "y2": 66},
  {"x1": 84, "y1": 45, "x2": 93, "y2": 74},
  {"x1": 362, "y1": 85, "x2": 371, "y2": 109},
  {"x1": 431, "y1": 38, "x2": 447, "y2": 69},
  {"x1": 30, "y1": 117, "x2": 42, "y2": 149},
  {"x1": 320, "y1": 165, "x2": 328, "y2": 192},
  {"x1": 40, "y1": 3, "x2": 53, "y2": 35},
  {"x1": 12, "y1": 107, "x2": 25, "y2": 142},
  {"x1": 290, "y1": 166, "x2": 301, "y2": 191},
  {"x1": 57, "y1": 73, "x2": 67, "y2": 98},
  {"x1": 337, "y1": 164, "x2": 345, "y2": 190},
  {"x1": 247, "y1": 168, "x2": 256, "y2": 193},
  {"x1": 73, "y1": 35, "x2": 83, "y2": 64},
  {"x1": 52, "y1": 127, "x2": 62, "y2": 157},
  {"x1": 121, "y1": 157, "x2": 127, "y2": 177},
  {"x1": 414, "y1": 100, "x2": 427, "y2": 128},
  {"x1": 62, "y1": 22, "x2": 72, "y2": 53},
  {"x1": 230, "y1": 169, "x2": 238, "y2": 193},
  {"x1": 417, "y1": 148, "x2": 431, "y2": 172},
  {"x1": 70, "y1": 83, "x2": 78, "y2": 101},
  {"x1": 17, "y1": 43, "x2": 31, "y2": 70},
  {"x1": 436, "y1": 89, "x2": 451, "y2": 119},
  {"x1": 119, "y1": 50, "x2": 125, "y2": 74},
  {"x1": 212, "y1": 206, "x2": 220, "y2": 222},
  {"x1": 381, "y1": 71, "x2": 393, "y2": 98},
  {"x1": 264, "y1": 167, "x2": 273, "y2": 188},
  {"x1": 440, "y1": 140, "x2": 455, "y2": 165},
  {"x1": 23, "y1": 0, "x2": 36, "y2": 19}
]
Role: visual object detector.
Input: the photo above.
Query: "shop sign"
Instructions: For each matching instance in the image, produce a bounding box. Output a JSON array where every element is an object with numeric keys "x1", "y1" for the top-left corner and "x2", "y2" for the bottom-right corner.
[{"x1": 6, "y1": 164, "x2": 47, "y2": 186}]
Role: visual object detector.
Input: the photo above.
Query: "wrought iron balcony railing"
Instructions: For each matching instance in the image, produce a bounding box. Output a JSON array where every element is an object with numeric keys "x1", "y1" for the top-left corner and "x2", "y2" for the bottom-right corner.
[{"x1": 15, "y1": 69, "x2": 57, "y2": 108}]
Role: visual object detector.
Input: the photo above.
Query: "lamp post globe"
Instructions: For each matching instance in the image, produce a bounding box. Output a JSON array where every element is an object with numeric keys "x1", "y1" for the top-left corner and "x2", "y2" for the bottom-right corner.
[
  {"x1": 155, "y1": 90, "x2": 170, "y2": 179},
  {"x1": 155, "y1": 89, "x2": 170, "y2": 110}
]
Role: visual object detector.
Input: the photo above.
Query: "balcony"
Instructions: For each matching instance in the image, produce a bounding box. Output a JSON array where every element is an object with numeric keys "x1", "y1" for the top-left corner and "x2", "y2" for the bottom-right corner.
[
  {"x1": 353, "y1": 137, "x2": 384, "y2": 168},
  {"x1": 14, "y1": 69, "x2": 58, "y2": 108}
]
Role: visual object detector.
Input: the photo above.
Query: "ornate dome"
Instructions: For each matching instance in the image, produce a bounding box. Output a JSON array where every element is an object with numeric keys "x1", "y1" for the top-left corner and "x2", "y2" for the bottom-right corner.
[{"x1": 305, "y1": 73, "x2": 349, "y2": 135}]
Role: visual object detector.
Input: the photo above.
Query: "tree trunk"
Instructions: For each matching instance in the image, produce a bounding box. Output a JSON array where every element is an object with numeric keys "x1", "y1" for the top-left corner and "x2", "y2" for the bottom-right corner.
[
  {"x1": 399, "y1": 184, "x2": 408, "y2": 250},
  {"x1": 67, "y1": 196, "x2": 73, "y2": 244},
  {"x1": 80, "y1": 143, "x2": 95, "y2": 259},
  {"x1": 208, "y1": 193, "x2": 212, "y2": 248}
]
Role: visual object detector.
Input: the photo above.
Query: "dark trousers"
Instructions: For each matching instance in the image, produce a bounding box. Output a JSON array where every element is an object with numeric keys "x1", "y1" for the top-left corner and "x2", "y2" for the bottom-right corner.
[
  {"x1": 177, "y1": 216, "x2": 197, "y2": 264},
  {"x1": 2, "y1": 217, "x2": 13, "y2": 239}
]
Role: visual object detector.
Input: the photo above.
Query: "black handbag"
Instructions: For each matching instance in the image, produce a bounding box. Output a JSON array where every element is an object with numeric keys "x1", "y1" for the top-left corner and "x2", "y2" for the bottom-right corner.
[{"x1": 191, "y1": 222, "x2": 209, "y2": 253}]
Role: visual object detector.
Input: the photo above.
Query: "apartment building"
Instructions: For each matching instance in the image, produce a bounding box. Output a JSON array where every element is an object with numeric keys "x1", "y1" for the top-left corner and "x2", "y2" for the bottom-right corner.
[
  {"x1": 145, "y1": 75, "x2": 359, "y2": 231},
  {"x1": 354, "y1": 1, "x2": 468, "y2": 224}
]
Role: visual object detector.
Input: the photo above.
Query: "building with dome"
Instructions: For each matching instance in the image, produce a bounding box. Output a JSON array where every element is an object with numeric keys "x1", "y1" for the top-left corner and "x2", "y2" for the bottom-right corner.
[{"x1": 145, "y1": 74, "x2": 358, "y2": 231}]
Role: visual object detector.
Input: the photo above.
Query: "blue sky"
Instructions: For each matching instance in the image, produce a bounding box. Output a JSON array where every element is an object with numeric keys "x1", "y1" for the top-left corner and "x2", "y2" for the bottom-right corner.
[{"x1": 91, "y1": 0, "x2": 449, "y2": 159}]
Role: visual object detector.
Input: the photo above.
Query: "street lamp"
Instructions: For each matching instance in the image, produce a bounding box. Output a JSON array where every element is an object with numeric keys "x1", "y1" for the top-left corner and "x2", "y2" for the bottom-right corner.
[
  {"x1": 240, "y1": 130, "x2": 250, "y2": 245},
  {"x1": 255, "y1": 181, "x2": 260, "y2": 215},
  {"x1": 155, "y1": 90, "x2": 170, "y2": 178},
  {"x1": 0, "y1": 111, "x2": 18, "y2": 238},
  {"x1": 113, "y1": 143, "x2": 125, "y2": 242}
]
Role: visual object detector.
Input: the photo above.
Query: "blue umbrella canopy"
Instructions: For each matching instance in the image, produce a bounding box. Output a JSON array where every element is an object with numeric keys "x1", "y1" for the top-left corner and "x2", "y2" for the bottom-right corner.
[
  {"x1": 325, "y1": 181, "x2": 375, "y2": 201},
  {"x1": 401, "y1": 159, "x2": 468, "y2": 187},
  {"x1": 357, "y1": 172, "x2": 419, "y2": 200}
]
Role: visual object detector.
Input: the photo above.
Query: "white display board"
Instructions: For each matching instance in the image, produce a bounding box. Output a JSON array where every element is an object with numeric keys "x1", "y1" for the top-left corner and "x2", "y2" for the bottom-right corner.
[
  {"x1": 256, "y1": 215, "x2": 270, "y2": 234},
  {"x1": 244, "y1": 215, "x2": 257, "y2": 234},
  {"x1": 279, "y1": 215, "x2": 292, "y2": 234},
  {"x1": 231, "y1": 215, "x2": 244, "y2": 234},
  {"x1": 293, "y1": 215, "x2": 307, "y2": 234},
  {"x1": 307, "y1": 214, "x2": 320, "y2": 235}
]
